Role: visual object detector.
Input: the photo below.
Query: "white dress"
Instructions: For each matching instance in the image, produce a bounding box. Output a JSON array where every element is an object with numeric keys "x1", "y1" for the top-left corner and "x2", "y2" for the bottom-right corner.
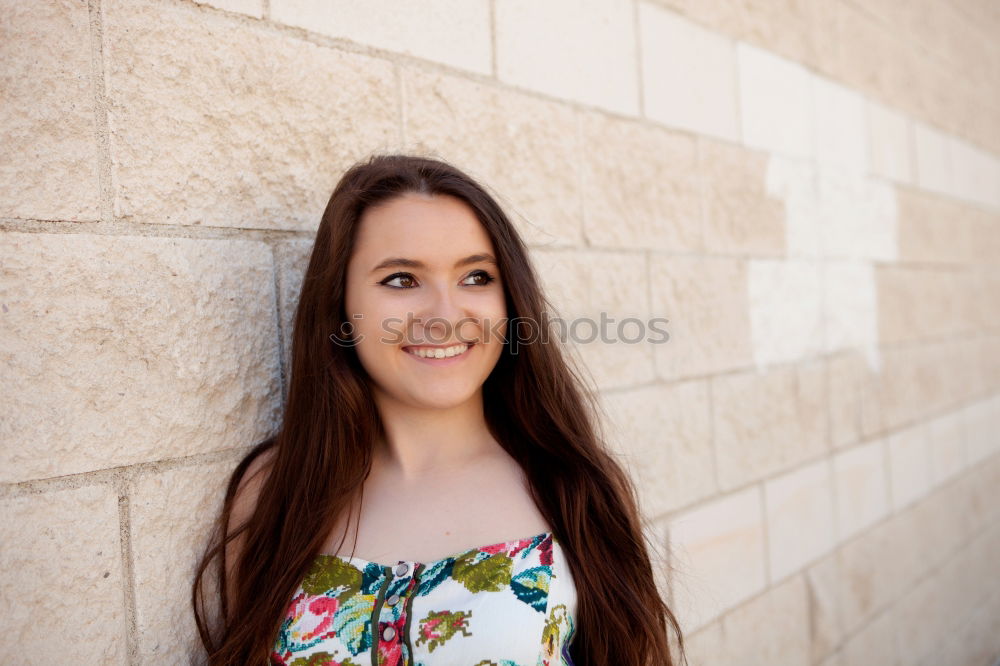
[{"x1": 271, "y1": 531, "x2": 578, "y2": 665}]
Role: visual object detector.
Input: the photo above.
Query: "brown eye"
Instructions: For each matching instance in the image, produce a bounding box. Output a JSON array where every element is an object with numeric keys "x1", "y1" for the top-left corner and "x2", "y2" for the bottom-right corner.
[
  {"x1": 379, "y1": 272, "x2": 416, "y2": 289},
  {"x1": 464, "y1": 270, "x2": 496, "y2": 287}
]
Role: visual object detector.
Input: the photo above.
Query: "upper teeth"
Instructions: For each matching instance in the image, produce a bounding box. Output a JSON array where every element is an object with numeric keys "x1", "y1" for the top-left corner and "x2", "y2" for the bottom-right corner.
[{"x1": 406, "y1": 344, "x2": 470, "y2": 358}]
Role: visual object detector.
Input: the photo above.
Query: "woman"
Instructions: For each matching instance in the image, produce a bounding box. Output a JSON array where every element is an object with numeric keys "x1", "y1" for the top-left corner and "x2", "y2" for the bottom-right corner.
[{"x1": 192, "y1": 154, "x2": 687, "y2": 665}]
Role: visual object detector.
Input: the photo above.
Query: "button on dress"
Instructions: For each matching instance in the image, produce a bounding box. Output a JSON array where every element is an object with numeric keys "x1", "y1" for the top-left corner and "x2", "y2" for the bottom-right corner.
[{"x1": 271, "y1": 531, "x2": 577, "y2": 665}]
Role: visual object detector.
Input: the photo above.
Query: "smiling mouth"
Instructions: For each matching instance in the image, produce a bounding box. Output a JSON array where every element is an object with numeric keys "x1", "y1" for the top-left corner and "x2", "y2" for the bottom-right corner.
[{"x1": 403, "y1": 343, "x2": 474, "y2": 359}]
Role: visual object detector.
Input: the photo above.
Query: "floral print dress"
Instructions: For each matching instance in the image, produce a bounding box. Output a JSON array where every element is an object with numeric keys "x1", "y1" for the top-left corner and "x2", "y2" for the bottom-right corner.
[{"x1": 271, "y1": 531, "x2": 577, "y2": 666}]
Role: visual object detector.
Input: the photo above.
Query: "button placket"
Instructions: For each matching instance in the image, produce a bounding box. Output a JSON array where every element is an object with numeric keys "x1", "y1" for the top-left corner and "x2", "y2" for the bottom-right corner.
[{"x1": 376, "y1": 560, "x2": 416, "y2": 663}]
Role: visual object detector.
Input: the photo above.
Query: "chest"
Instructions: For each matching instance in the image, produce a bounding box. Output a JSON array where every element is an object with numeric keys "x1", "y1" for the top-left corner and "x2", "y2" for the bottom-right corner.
[{"x1": 322, "y1": 453, "x2": 551, "y2": 565}]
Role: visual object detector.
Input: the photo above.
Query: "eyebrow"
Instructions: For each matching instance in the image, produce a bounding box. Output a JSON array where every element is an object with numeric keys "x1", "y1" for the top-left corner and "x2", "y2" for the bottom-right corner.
[{"x1": 369, "y1": 253, "x2": 497, "y2": 274}]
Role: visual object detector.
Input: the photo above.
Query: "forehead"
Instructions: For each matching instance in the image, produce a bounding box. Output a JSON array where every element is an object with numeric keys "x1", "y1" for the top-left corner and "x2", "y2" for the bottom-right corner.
[{"x1": 351, "y1": 193, "x2": 495, "y2": 265}]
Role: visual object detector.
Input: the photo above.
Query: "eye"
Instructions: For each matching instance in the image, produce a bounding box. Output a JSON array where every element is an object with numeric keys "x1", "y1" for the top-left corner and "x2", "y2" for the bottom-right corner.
[
  {"x1": 377, "y1": 270, "x2": 497, "y2": 289},
  {"x1": 463, "y1": 270, "x2": 496, "y2": 287},
  {"x1": 378, "y1": 272, "x2": 417, "y2": 289}
]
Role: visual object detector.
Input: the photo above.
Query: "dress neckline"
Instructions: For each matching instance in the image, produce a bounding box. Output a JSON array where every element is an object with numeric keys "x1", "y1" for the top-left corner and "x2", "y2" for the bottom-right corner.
[{"x1": 318, "y1": 530, "x2": 555, "y2": 571}]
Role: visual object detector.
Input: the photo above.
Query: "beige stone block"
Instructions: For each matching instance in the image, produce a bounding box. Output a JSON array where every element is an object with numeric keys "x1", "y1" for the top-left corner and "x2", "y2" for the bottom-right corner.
[
  {"x1": 764, "y1": 459, "x2": 836, "y2": 583},
  {"x1": 270, "y1": 0, "x2": 492, "y2": 74},
  {"x1": 103, "y1": 0, "x2": 399, "y2": 229},
  {"x1": 969, "y1": 451, "x2": 1000, "y2": 529},
  {"x1": 876, "y1": 342, "x2": 965, "y2": 434},
  {"x1": 962, "y1": 199, "x2": 998, "y2": 268},
  {"x1": 194, "y1": 0, "x2": 263, "y2": 17},
  {"x1": 839, "y1": 609, "x2": 900, "y2": 666},
  {"x1": 668, "y1": 486, "x2": 766, "y2": 632},
  {"x1": 638, "y1": 6, "x2": 740, "y2": 143},
  {"x1": 827, "y1": 348, "x2": 883, "y2": 449},
  {"x1": 886, "y1": 421, "x2": 930, "y2": 511},
  {"x1": 890, "y1": 482, "x2": 966, "y2": 580},
  {"x1": 832, "y1": 439, "x2": 889, "y2": 541},
  {"x1": 682, "y1": 574, "x2": 811, "y2": 666},
  {"x1": 0, "y1": 0, "x2": 100, "y2": 221},
  {"x1": 0, "y1": 232, "x2": 282, "y2": 482},
  {"x1": 737, "y1": 42, "x2": 814, "y2": 160},
  {"x1": 926, "y1": 410, "x2": 967, "y2": 489},
  {"x1": 0, "y1": 485, "x2": 125, "y2": 663},
  {"x1": 837, "y1": 520, "x2": 904, "y2": 636},
  {"x1": 532, "y1": 248, "x2": 656, "y2": 391},
  {"x1": 494, "y1": 0, "x2": 640, "y2": 116},
  {"x1": 579, "y1": 112, "x2": 701, "y2": 252},
  {"x1": 963, "y1": 392, "x2": 1000, "y2": 466},
  {"x1": 401, "y1": 68, "x2": 584, "y2": 248},
  {"x1": 893, "y1": 529, "x2": 991, "y2": 666},
  {"x1": 649, "y1": 254, "x2": 753, "y2": 380},
  {"x1": 804, "y1": 552, "x2": 845, "y2": 663},
  {"x1": 867, "y1": 98, "x2": 914, "y2": 185},
  {"x1": 876, "y1": 266, "x2": 967, "y2": 344},
  {"x1": 130, "y1": 459, "x2": 235, "y2": 663},
  {"x1": 835, "y1": 5, "x2": 916, "y2": 119},
  {"x1": 896, "y1": 187, "x2": 977, "y2": 265},
  {"x1": 711, "y1": 360, "x2": 828, "y2": 490},
  {"x1": 813, "y1": 76, "x2": 869, "y2": 173},
  {"x1": 913, "y1": 120, "x2": 955, "y2": 197},
  {"x1": 699, "y1": 137, "x2": 786, "y2": 256},
  {"x1": 646, "y1": 0, "x2": 815, "y2": 74},
  {"x1": 599, "y1": 380, "x2": 715, "y2": 516}
]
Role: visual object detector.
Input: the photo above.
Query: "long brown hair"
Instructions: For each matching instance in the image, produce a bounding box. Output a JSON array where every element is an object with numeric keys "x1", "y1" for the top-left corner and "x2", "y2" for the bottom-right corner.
[{"x1": 192, "y1": 153, "x2": 687, "y2": 665}]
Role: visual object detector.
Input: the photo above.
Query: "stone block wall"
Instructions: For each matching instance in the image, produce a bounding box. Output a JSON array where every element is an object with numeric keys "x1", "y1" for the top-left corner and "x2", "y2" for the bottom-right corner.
[{"x1": 2, "y1": 0, "x2": 998, "y2": 663}]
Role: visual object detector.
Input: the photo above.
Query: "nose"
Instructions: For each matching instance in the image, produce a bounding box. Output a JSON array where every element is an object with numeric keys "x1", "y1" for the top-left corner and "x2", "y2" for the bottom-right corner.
[{"x1": 414, "y1": 281, "x2": 474, "y2": 345}]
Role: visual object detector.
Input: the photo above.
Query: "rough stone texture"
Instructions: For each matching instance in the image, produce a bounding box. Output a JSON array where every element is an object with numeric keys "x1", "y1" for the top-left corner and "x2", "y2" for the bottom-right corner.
[
  {"x1": 832, "y1": 439, "x2": 889, "y2": 542},
  {"x1": 698, "y1": 137, "x2": 786, "y2": 256},
  {"x1": 827, "y1": 348, "x2": 885, "y2": 448},
  {"x1": 532, "y1": 248, "x2": 656, "y2": 391},
  {"x1": 886, "y1": 421, "x2": 931, "y2": 512},
  {"x1": 579, "y1": 111, "x2": 702, "y2": 252},
  {"x1": 194, "y1": 0, "x2": 263, "y2": 17},
  {"x1": 645, "y1": 0, "x2": 815, "y2": 72},
  {"x1": 494, "y1": 0, "x2": 640, "y2": 116},
  {"x1": 638, "y1": 5, "x2": 740, "y2": 143},
  {"x1": 711, "y1": 359, "x2": 828, "y2": 490},
  {"x1": 763, "y1": 459, "x2": 836, "y2": 583},
  {"x1": 649, "y1": 254, "x2": 753, "y2": 380},
  {"x1": 401, "y1": 67, "x2": 585, "y2": 248},
  {"x1": 668, "y1": 486, "x2": 767, "y2": 632},
  {"x1": 896, "y1": 187, "x2": 975, "y2": 264},
  {"x1": 599, "y1": 379, "x2": 715, "y2": 516},
  {"x1": 0, "y1": 232, "x2": 282, "y2": 482},
  {"x1": 737, "y1": 42, "x2": 814, "y2": 160},
  {"x1": 876, "y1": 265, "x2": 970, "y2": 344},
  {"x1": 0, "y1": 0, "x2": 100, "y2": 221},
  {"x1": 102, "y1": 0, "x2": 400, "y2": 230},
  {"x1": 686, "y1": 574, "x2": 811, "y2": 666},
  {"x1": 270, "y1": 0, "x2": 492, "y2": 74},
  {"x1": 804, "y1": 552, "x2": 845, "y2": 664},
  {"x1": 747, "y1": 258, "x2": 825, "y2": 366},
  {"x1": 925, "y1": 409, "x2": 967, "y2": 488},
  {"x1": 0, "y1": 484, "x2": 126, "y2": 663},
  {"x1": 130, "y1": 459, "x2": 237, "y2": 663},
  {"x1": 867, "y1": 98, "x2": 914, "y2": 185},
  {"x1": 654, "y1": 0, "x2": 1000, "y2": 155}
]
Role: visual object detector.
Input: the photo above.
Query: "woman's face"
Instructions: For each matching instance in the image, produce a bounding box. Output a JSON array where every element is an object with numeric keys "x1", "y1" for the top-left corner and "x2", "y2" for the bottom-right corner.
[{"x1": 344, "y1": 192, "x2": 508, "y2": 410}]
